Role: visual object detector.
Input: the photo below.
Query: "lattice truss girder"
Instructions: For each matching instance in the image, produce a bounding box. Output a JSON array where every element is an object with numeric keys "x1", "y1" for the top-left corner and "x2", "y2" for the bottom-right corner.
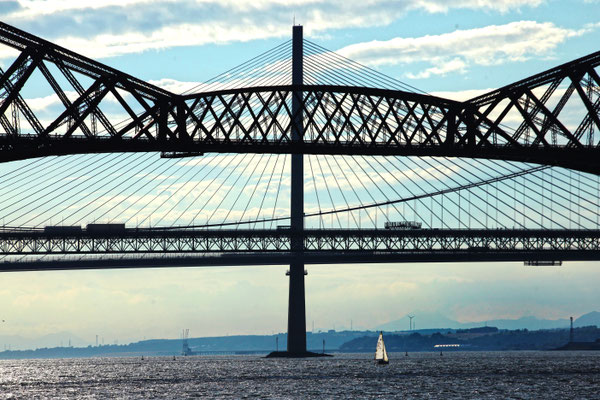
[
  {"x1": 468, "y1": 57, "x2": 600, "y2": 150},
  {"x1": 1, "y1": 21, "x2": 600, "y2": 173},
  {"x1": 0, "y1": 21, "x2": 173, "y2": 148},
  {"x1": 1, "y1": 230, "x2": 599, "y2": 255},
  {"x1": 182, "y1": 87, "x2": 460, "y2": 148}
]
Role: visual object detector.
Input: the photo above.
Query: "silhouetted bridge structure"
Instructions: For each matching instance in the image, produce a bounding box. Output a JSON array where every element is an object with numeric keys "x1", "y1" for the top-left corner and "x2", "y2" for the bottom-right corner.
[
  {"x1": 1, "y1": 22, "x2": 600, "y2": 355},
  {"x1": 1, "y1": 228, "x2": 600, "y2": 270}
]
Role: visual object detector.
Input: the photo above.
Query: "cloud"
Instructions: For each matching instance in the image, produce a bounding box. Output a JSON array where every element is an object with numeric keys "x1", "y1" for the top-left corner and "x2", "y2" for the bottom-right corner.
[
  {"x1": 149, "y1": 78, "x2": 203, "y2": 94},
  {"x1": 430, "y1": 88, "x2": 493, "y2": 101},
  {"x1": 337, "y1": 21, "x2": 591, "y2": 78},
  {"x1": 406, "y1": 58, "x2": 467, "y2": 79},
  {"x1": 0, "y1": 1, "x2": 545, "y2": 59}
]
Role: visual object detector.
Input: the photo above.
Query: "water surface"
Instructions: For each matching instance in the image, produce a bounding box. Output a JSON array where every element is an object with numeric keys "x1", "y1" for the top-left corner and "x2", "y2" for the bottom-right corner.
[{"x1": 1, "y1": 351, "x2": 598, "y2": 399}]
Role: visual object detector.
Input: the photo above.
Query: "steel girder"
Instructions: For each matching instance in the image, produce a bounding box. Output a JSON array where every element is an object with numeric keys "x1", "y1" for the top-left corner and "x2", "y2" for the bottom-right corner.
[
  {"x1": 1, "y1": 228, "x2": 599, "y2": 256},
  {"x1": 1, "y1": 228, "x2": 599, "y2": 271},
  {"x1": 0, "y1": 22, "x2": 599, "y2": 172}
]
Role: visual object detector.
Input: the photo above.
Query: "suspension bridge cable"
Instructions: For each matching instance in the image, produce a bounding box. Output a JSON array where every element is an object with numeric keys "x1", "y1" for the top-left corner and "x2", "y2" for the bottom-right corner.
[
  {"x1": 0, "y1": 153, "x2": 92, "y2": 208},
  {"x1": 158, "y1": 153, "x2": 243, "y2": 226},
  {"x1": 140, "y1": 154, "x2": 223, "y2": 227},
  {"x1": 444, "y1": 158, "x2": 534, "y2": 228},
  {"x1": 72, "y1": 153, "x2": 170, "y2": 224},
  {"x1": 405, "y1": 157, "x2": 469, "y2": 227},
  {"x1": 200, "y1": 158, "x2": 551, "y2": 231},
  {"x1": 415, "y1": 157, "x2": 505, "y2": 228},
  {"x1": 438, "y1": 158, "x2": 532, "y2": 229},
  {"x1": 464, "y1": 159, "x2": 571, "y2": 228},
  {"x1": 59, "y1": 153, "x2": 159, "y2": 224},
  {"x1": 35, "y1": 153, "x2": 154, "y2": 227},
  {"x1": 330, "y1": 155, "x2": 375, "y2": 226},
  {"x1": 206, "y1": 43, "x2": 291, "y2": 90},
  {"x1": 236, "y1": 153, "x2": 275, "y2": 229},
  {"x1": 471, "y1": 159, "x2": 582, "y2": 228},
  {"x1": 307, "y1": 155, "x2": 323, "y2": 228},
  {"x1": 314, "y1": 154, "x2": 343, "y2": 228},
  {"x1": 367, "y1": 156, "x2": 436, "y2": 227},
  {"x1": 122, "y1": 156, "x2": 204, "y2": 225},
  {"x1": 189, "y1": 153, "x2": 251, "y2": 226},
  {"x1": 269, "y1": 154, "x2": 287, "y2": 229},
  {"x1": 504, "y1": 164, "x2": 599, "y2": 227},
  {"x1": 52, "y1": 153, "x2": 156, "y2": 223},
  {"x1": 0, "y1": 156, "x2": 58, "y2": 186},
  {"x1": 185, "y1": 40, "x2": 292, "y2": 93},
  {"x1": 305, "y1": 39, "x2": 525, "y2": 140},
  {"x1": 336, "y1": 155, "x2": 382, "y2": 226},
  {"x1": 388, "y1": 157, "x2": 460, "y2": 228},
  {"x1": 358, "y1": 156, "x2": 406, "y2": 223},
  {"x1": 253, "y1": 153, "x2": 280, "y2": 230},
  {"x1": 4, "y1": 152, "x2": 129, "y2": 226},
  {"x1": 305, "y1": 40, "x2": 419, "y2": 92},
  {"x1": 551, "y1": 167, "x2": 600, "y2": 200},
  {"x1": 321, "y1": 155, "x2": 358, "y2": 227},
  {"x1": 414, "y1": 157, "x2": 473, "y2": 228},
  {"x1": 345, "y1": 155, "x2": 403, "y2": 225},
  {"x1": 304, "y1": 41, "x2": 422, "y2": 93},
  {"x1": 305, "y1": 43, "x2": 410, "y2": 93},
  {"x1": 0, "y1": 154, "x2": 104, "y2": 213},
  {"x1": 207, "y1": 153, "x2": 261, "y2": 225}
]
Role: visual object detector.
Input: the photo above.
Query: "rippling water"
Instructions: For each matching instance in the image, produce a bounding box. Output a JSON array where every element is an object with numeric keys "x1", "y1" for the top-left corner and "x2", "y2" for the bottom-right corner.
[{"x1": 1, "y1": 352, "x2": 599, "y2": 399}]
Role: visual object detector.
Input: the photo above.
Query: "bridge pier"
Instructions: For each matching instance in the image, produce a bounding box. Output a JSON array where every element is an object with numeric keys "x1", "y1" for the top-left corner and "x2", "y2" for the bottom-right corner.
[{"x1": 286, "y1": 260, "x2": 306, "y2": 354}]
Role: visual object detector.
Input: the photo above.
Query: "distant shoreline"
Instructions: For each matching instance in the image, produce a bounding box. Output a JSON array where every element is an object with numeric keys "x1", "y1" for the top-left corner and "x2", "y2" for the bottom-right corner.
[{"x1": 1, "y1": 326, "x2": 598, "y2": 360}]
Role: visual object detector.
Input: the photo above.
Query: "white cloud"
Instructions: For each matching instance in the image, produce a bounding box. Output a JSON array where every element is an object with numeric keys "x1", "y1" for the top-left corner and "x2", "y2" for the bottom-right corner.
[
  {"x1": 148, "y1": 78, "x2": 203, "y2": 94},
  {"x1": 406, "y1": 58, "x2": 467, "y2": 79},
  {"x1": 52, "y1": 23, "x2": 288, "y2": 59},
  {"x1": 0, "y1": 1, "x2": 545, "y2": 59},
  {"x1": 430, "y1": 88, "x2": 492, "y2": 101},
  {"x1": 337, "y1": 21, "x2": 591, "y2": 78}
]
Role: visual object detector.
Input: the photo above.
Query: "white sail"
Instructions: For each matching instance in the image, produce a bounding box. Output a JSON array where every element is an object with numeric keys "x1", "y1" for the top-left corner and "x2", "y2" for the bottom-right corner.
[
  {"x1": 375, "y1": 332, "x2": 387, "y2": 361},
  {"x1": 382, "y1": 341, "x2": 389, "y2": 363}
]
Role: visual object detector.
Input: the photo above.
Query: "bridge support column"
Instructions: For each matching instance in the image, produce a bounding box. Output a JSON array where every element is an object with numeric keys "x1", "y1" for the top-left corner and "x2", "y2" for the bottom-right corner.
[
  {"x1": 287, "y1": 260, "x2": 306, "y2": 353},
  {"x1": 267, "y1": 24, "x2": 329, "y2": 359},
  {"x1": 287, "y1": 24, "x2": 307, "y2": 355}
]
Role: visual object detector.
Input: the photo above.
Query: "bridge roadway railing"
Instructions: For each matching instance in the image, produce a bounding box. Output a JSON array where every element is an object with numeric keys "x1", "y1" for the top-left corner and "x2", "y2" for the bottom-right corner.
[{"x1": 0, "y1": 229, "x2": 599, "y2": 270}]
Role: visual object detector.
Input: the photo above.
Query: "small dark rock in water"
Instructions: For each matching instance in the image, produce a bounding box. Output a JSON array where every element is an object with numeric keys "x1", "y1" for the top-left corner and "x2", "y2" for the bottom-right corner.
[{"x1": 265, "y1": 351, "x2": 332, "y2": 358}]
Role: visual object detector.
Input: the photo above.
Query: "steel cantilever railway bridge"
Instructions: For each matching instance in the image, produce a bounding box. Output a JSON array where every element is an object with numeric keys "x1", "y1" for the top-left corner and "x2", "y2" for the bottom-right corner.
[{"x1": 1, "y1": 22, "x2": 600, "y2": 354}]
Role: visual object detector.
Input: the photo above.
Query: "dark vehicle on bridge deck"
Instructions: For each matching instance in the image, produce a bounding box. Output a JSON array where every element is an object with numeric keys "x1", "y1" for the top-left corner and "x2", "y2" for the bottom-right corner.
[
  {"x1": 384, "y1": 221, "x2": 422, "y2": 229},
  {"x1": 86, "y1": 224, "x2": 126, "y2": 234},
  {"x1": 43, "y1": 226, "x2": 83, "y2": 234}
]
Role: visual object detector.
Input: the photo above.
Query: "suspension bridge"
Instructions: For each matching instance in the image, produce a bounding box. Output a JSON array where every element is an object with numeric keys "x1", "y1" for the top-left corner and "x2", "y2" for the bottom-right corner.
[{"x1": 0, "y1": 22, "x2": 599, "y2": 355}]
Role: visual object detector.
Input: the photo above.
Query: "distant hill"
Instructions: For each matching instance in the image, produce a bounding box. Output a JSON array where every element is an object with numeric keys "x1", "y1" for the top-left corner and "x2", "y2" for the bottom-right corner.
[
  {"x1": 376, "y1": 311, "x2": 457, "y2": 331},
  {"x1": 575, "y1": 311, "x2": 600, "y2": 328},
  {"x1": 341, "y1": 326, "x2": 600, "y2": 352},
  {"x1": 0, "y1": 330, "x2": 379, "y2": 359},
  {"x1": 473, "y1": 316, "x2": 569, "y2": 331},
  {"x1": 377, "y1": 311, "x2": 574, "y2": 331},
  {"x1": 0, "y1": 331, "x2": 88, "y2": 351}
]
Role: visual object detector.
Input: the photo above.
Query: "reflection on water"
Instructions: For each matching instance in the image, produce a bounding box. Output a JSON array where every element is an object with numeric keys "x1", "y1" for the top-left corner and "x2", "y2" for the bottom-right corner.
[{"x1": 0, "y1": 351, "x2": 598, "y2": 399}]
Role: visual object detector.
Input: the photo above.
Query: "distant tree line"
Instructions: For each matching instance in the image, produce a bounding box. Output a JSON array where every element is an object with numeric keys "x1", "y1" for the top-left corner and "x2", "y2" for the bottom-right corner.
[{"x1": 340, "y1": 326, "x2": 600, "y2": 352}]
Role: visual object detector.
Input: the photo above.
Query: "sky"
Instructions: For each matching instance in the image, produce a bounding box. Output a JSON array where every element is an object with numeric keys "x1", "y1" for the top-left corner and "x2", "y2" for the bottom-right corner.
[{"x1": 0, "y1": 0, "x2": 599, "y2": 348}]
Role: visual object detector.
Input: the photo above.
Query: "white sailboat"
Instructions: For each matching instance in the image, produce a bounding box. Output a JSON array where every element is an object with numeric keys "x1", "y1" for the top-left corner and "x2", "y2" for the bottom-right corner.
[{"x1": 375, "y1": 331, "x2": 389, "y2": 364}]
